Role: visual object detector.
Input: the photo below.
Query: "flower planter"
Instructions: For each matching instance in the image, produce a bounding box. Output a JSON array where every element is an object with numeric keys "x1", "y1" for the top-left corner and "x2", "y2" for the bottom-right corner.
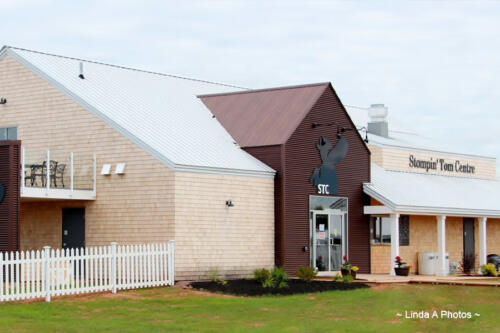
[
  {"x1": 341, "y1": 268, "x2": 351, "y2": 277},
  {"x1": 395, "y1": 267, "x2": 410, "y2": 276},
  {"x1": 351, "y1": 271, "x2": 356, "y2": 280}
]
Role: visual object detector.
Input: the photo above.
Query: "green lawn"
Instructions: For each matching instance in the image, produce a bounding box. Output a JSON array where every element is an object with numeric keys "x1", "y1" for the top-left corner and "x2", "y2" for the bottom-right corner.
[{"x1": 0, "y1": 284, "x2": 499, "y2": 332}]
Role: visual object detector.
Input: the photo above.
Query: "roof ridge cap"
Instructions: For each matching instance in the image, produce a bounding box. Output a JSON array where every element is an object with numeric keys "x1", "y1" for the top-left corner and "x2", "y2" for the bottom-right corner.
[
  {"x1": 6, "y1": 45, "x2": 246, "y2": 90},
  {"x1": 198, "y1": 82, "x2": 330, "y2": 98}
]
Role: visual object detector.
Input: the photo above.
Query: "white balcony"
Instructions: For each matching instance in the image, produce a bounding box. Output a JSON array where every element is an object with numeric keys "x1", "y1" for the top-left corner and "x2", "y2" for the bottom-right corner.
[{"x1": 21, "y1": 148, "x2": 96, "y2": 200}]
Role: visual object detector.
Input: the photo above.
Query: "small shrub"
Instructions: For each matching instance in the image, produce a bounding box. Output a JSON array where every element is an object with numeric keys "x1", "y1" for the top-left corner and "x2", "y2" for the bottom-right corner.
[
  {"x1": 254, "y1": 268, "x2": 271, "y2": 284},
  {"x1": 296, "y1": 266, "x2": 317, "y2": 282},
  {"x1": 271, "y1": 267, "x2": 288, "y2": 288},
  {"x1": 262, "y1": 278, "x2": 275, "y2": 288},
  {"x1": 333, "y1": 272, "x2": 342, "y2": 282},
  {"x1": 208, "y1": 267, "x2": 227, "y2": 285},
  {"x1": 208, "y1": 268, "x2": 220, "y2": 282},
  {"x1": 460, "y1": 253, "x2": 475, "y2": 275},
  {"x1": 342, "y1": 274, "x2": 353, "y2": 283},
  {"x1": 254, "y1": 267, "x2": 288, "y2": 288},
  {"x1": 481, "y1": 263, "x2": 498, "y2": 277}
]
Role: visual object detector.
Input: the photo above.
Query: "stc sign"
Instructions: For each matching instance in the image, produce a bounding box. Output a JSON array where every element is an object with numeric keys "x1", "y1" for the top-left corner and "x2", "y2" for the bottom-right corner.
[{"x1": 310, "y1": 136, "x2": 348, "y2": 195}]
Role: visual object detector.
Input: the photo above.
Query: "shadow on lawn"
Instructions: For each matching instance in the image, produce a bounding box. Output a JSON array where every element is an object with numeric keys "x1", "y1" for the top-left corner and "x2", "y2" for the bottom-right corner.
[{"x1": 190, "y1": 279, "x2": 370, "y2": 296}]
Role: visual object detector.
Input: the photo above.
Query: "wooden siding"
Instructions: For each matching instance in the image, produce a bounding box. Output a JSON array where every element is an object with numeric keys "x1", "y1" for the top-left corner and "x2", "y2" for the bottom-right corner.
[
  {"x1": 0, "y1": 54, "x2": 176, "y2": 249},
  {"x1": 174, "y1": 171, "x2": 275, "y2": 280},
  {"x1": 368, "y1": 144, "x2": 496, "y2": 179},
  {"x1": 0, "y1": 54, "x2": 275, "y2": 280},
  {"x1": 283, "y1": 86, "x2": 371, "y2": 274},
  {"x1": 0, "y1": 141, "x2": 20, "y2": 251}
]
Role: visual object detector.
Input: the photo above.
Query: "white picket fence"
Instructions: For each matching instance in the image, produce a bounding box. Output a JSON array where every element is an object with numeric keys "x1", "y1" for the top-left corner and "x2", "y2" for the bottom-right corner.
[{"x1": 0, "y1": 241, "x2": 175, "y2": 302}]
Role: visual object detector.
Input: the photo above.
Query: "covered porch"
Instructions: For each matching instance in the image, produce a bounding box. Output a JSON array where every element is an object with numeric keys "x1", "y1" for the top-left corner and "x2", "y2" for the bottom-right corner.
[{"x1": 363, "y1": 164, "x2": 500, "y2": 276}]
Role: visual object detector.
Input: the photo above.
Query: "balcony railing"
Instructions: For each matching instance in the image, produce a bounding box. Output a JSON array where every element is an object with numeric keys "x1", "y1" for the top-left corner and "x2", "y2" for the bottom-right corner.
[{"x1": 21, "y1": 148, "x2": 96, "y2": 200}]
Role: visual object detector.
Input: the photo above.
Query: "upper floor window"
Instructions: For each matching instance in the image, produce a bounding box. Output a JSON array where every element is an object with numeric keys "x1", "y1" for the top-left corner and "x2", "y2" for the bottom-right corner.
[{"x1": 0, "y1": 127, "x2": 17, "y2": 140}]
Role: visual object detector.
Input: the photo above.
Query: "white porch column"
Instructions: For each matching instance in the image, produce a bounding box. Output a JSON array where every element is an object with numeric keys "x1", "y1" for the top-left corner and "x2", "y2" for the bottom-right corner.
[
  {"x1": 436, "y1": 215, "x2": 447, "y2": 276},
  {"x1": 390, "y1": 213, "x2": 400, "y2": 276},
  {"x1": 479, "y1": 217, "x2": 488, "y2": 273}
]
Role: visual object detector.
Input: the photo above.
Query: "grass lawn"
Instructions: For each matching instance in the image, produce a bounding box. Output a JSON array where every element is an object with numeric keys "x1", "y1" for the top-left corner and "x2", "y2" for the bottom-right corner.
[{"x1": 0, "y1": 284, "x2": 499, "y2": 332}]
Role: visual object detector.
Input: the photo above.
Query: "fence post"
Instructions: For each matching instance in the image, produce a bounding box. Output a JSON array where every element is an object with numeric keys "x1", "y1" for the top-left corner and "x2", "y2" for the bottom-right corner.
[
  {"x1": 43, "y1": 246, "x2": 51, "y2": 302},
  {"x1": 111, "y1": 242, "x2": 117, "y2": 294},
  {"x1": 168, "y1": 240, "x2": 175, "y2": 286}
]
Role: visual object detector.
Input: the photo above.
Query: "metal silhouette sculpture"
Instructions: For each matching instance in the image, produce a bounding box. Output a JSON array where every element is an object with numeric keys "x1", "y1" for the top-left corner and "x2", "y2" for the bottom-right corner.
[{"x1": 310, "y1": 136, "x2": 348, "y2": 195}]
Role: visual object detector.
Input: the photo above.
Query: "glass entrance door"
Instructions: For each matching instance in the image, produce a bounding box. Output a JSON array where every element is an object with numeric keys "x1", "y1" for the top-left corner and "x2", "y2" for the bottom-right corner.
[
  {"x1": 329, "y1": 214, "x2": 343, "y2": 271},
  {"x1": 312, "y1": 211, "x2": 345, "y2": 272},
  {"x1": 314, "y1": 214, "x2": 329, "y2": 271}
]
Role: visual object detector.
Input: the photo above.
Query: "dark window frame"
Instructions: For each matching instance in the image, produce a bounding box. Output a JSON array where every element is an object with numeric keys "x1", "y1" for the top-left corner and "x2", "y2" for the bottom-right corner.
[
  {"x1": 370, "y1": 215, "x2": 410, "y2": 246},
  {"x1": 399, "y1": 215, "x2": 410, "y2": 246}
]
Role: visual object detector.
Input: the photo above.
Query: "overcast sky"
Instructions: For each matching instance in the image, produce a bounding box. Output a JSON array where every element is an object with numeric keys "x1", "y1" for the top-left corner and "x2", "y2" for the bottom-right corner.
[{"x1": 2, "y1": 0, "x2": 499, "y2": 173}]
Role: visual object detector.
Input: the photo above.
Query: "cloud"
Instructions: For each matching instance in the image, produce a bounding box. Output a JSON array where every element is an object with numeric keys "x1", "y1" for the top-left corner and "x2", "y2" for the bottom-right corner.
[{"x1": 1, "y1": 0, "x2": 499, "y2": 172}]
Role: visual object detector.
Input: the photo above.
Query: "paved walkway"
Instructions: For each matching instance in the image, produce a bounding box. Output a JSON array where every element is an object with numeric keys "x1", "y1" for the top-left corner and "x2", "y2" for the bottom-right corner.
[{"x1": 354, "y1": 273, "x2": 500, "y2": 286}]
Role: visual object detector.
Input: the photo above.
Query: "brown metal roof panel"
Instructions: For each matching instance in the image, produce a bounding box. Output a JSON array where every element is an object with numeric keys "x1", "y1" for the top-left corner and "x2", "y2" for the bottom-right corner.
[{"x1": 200, "y1": 83, "x2": 328, "y2": 147}]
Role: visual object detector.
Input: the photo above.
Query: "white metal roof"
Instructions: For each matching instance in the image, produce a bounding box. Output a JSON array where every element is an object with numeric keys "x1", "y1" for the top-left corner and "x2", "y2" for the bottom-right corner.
[
  {"x1": 1, "y1": 46, "x2": 274, "y2": 178},
  {"x1": 346, "y1": 105, "x2": 496, "y2": 160},
  {"x1": 364, "y1": 163, "x2": 500, "y2": 217}
]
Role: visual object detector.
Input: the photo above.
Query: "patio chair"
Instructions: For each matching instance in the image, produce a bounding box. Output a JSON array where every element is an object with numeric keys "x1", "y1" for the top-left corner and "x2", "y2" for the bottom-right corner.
[
  {"x1": 52, "y1": 163, "x2": 66, "y2": 188},
  {"x1": 27, "y1": 164, "x2": 44, "y2": 187},
  {"x1": 40, "y1": 160, "x2": 58, "y2": 187},
  {"x1": 24, "y1": 167, "x2": 34, "y2": 186}
]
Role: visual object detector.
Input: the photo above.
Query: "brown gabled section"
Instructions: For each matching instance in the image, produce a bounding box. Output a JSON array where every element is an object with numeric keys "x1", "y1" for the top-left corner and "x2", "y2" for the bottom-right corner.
[
  {"x1": 200, "y1": 83, "x2": 329, "y2": 147},
  {"x1": 202, "y1": 82, "x2": 372, "y2": 274}
]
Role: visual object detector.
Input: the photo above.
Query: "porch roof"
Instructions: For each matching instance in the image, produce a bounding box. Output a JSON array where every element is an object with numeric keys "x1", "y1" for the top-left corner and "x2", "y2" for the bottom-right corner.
[{"x1": 364, "y1": 163, "x2": 500, "y2": 217}]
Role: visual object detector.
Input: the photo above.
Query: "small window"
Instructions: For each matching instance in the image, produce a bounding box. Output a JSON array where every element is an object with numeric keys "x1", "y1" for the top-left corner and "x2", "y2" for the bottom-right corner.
[
  {"x1": 399, "y1": 215, "x2": 410, "y2": 246},
  {"x1": 0, "y1": 127, "x2": 17, "y2": 140},
  {"x1": 371, "y1": 217, "x2": 391, "y2": 244},
  {"x1": 370, "y1": 215, "x2": 410, "y2": 246}
]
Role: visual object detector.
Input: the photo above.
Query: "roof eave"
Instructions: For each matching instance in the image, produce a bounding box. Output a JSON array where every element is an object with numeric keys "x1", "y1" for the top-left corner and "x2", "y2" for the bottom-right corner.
[
  {"x1": 363, "y1": 183, "x2": 500, "y2": 218},
  {"x1": 176, "y1": 164, "x2": 275, "y2": 178}
]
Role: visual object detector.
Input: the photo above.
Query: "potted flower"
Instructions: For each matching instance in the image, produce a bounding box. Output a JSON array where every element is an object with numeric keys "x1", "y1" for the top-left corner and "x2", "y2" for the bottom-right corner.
[
  {"x1": 341, "y1": 255, "x2": 352, "y2": 277},
  {"x1": 394, "y1": 256, "x2": 410, "y2": 276},
  {"x1": 351, "y1": 265, "x2": 359, "y2": 280}
]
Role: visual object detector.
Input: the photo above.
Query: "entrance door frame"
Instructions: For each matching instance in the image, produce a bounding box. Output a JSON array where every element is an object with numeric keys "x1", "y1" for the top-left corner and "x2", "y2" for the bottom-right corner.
[{"x1": 310, "y1": 208, "x2": 347, "y2": 275}]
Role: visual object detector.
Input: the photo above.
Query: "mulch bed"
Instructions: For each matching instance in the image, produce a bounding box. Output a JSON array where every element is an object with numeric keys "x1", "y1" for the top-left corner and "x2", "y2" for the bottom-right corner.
[{"x1": 189, "y1": 279, "x2": 370, "y2": 296}]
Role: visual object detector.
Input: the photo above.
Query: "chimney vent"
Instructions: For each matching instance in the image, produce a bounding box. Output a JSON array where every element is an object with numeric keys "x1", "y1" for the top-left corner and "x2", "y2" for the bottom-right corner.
[
  {"x1": 79, "y1": 62, "x2": 85, "y2": 79},
  {"x1": 367, "y1": 104, "x2": 389, "y2": 138}
]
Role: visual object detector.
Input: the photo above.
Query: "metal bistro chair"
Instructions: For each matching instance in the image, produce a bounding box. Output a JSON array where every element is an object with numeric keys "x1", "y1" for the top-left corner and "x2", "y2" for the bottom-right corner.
[
  {"x1": 52, "y1": 163, "x2": 66, "y2": 188},
  {"x1": 24, "y1": 166, "x2": 34, "y2": 186},
  {"x1": 40, "y1": 160, "x2": 59, "y2": 187},
  {"x1": 26, "y1": 163, "x2": 44, "y2": 187}
]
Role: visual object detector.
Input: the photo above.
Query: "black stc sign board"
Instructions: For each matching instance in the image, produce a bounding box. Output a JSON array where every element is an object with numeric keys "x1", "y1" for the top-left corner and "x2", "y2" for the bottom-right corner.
[{"x1": 310, "y1": 136, "x2": 348, "y2": 195}]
